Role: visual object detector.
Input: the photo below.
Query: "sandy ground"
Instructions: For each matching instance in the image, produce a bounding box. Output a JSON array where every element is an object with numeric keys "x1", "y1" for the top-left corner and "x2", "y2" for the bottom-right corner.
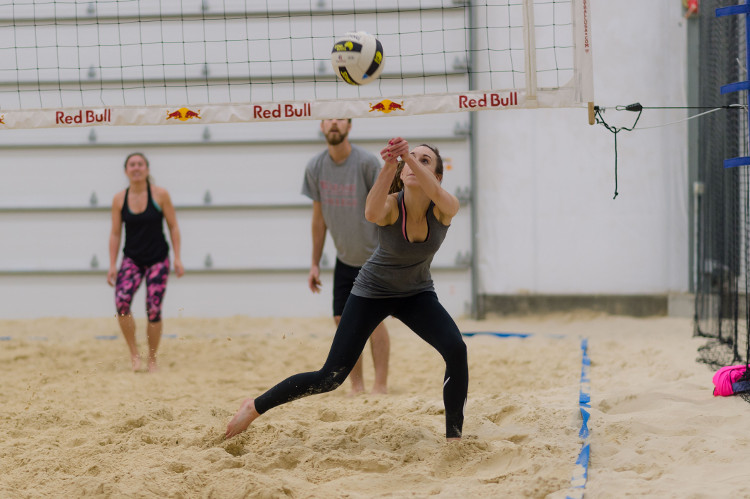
[{"x1": 0, "y1": 313, "x2": 747, "y2": 498}]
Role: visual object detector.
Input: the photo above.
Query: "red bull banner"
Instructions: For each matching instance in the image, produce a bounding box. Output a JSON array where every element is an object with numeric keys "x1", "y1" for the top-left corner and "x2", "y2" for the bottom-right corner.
[{"x1": 0, "y1": 89, "x2": 584, "y2": 129}]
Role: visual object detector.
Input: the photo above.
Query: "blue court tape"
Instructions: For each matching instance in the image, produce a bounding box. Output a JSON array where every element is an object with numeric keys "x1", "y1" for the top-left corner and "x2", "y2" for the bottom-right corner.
[
  {"x1": 462, "y1": 331, "x2": 532, "y2": 339},
  {"x1": 0, "y1": 336, "x2": 47, "y2": 341},
  {"x1": 0, "y1": 334, "x2": 178, "y2": 341},
  {"x1": 567, "y1": 338, "x2": 591, "y2": 499},
  {"x1": 461, "y1": 331, "x2": 566, "y2": 339},
  {"x1": 2, "y1": 334, "x2": 174, "y2": 341},
  {"x1": 95, "y1": 334, "x2": 177, "y2": 340}
]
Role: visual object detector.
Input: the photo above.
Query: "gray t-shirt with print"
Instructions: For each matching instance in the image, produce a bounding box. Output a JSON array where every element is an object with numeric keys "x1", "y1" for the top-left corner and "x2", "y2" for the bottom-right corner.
[{"x1": 301, "y1": 144, "x2": 381, "y2": 267}]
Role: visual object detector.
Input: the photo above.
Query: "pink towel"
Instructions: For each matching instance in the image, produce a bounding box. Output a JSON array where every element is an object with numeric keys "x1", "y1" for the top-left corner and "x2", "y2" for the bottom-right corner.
[{"x1": 712, "y1": 364, "x2": 748, "y2": 396}]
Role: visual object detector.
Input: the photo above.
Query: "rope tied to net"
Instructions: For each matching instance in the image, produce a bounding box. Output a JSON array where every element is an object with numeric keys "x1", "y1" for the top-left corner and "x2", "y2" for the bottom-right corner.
[
  {"x1": 594, "y1": 103, "x2": 744, "y2": 199},
  {"x1": 594, "y1": 103, "x2": 643, "y2": 199}
]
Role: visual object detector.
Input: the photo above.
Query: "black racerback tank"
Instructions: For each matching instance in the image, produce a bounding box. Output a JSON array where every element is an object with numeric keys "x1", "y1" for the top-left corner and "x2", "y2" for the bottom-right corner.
[{"x1": 121, "y1": 182, "x2": 169, "y2": 266}]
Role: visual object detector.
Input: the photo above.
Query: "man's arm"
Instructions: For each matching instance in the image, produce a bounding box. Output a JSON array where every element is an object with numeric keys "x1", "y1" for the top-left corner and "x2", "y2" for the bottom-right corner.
[{"x1": 308, "y1": 201, "x2": 327, "y2": 292}]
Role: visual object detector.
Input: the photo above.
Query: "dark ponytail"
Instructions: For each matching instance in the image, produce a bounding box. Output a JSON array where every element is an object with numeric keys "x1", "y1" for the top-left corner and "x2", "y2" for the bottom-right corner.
[{"x1": 388, "y1": 161, "x2": 405, "y2": 194}]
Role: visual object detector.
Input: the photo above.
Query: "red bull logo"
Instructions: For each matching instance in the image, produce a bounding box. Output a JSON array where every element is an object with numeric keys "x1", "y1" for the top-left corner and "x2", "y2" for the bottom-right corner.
[
  {"x1": 55, "y1": 109, "x2": 112, "y2": 125},
  {"x1": 166, "y1": 107, "x2": 201, "y2": 121},
  {"x1": 458, "y1": 92, "x2": 518, "y2": 109},
  {"x1": 0, "y1": 115, "x2": 4, "y2": 125},
  {"x1": 368, "y1": 99, "x2": 405, "y2": 114}
]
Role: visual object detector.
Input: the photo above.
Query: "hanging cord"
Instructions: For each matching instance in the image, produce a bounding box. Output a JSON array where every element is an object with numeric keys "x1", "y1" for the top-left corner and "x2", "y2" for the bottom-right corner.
[
  {"x1": 594, "y1": 103, "x2": 743, "y2": 199},
  {"x1": 594, "y1": 103, "x2": 643, "y2": 199}
]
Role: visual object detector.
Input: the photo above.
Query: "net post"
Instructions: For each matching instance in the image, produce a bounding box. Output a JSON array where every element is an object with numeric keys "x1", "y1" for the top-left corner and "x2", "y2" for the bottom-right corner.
[
  {"x1": 587, "y1": 102, "x2": 595, "y2": 125},
  {"x1": 522, "y1": 0, "x2": 538, "y2": 105}
]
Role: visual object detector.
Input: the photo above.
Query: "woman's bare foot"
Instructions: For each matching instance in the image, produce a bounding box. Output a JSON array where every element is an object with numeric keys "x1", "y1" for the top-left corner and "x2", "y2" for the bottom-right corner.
[
  {"x1": 371, "y1": 384, "x2": 388, "y2": 395},
  {"x1": 147, "y1": 357, "x2": 158, "y2": 373},
  {"x1": 347, "y1": 387, "x2": 365, "y2": 398},
  {"x1": 226, "y1": 398, "x2": 260, "y2": 438},
  {"x1": 131, "y1": 354, "x2": 142, "y2": 372}
]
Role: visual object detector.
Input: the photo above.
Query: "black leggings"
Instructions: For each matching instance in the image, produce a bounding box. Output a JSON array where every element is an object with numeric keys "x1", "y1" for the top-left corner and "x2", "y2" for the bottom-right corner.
[{"x1": 254, "y1": 291, "x2": 468, "y2": 438}]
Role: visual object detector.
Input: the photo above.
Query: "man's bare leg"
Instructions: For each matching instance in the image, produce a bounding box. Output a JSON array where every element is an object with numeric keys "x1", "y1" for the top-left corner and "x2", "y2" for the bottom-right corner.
[
  {"x1": 146, "y1": 320, "x2": 162, "y2": 373},
  {"x1": 369, "y1": 321, "x2": 390, "y2": 394},
  {"x1": 335, "y1": 315, "x2": 366, "y2": 395},
  {"x1": 117, "y1": 314, "x2": 141, "y2": 371},
  {"x1": 226, "y1": 398, "x2": 260, "y2": 438}
]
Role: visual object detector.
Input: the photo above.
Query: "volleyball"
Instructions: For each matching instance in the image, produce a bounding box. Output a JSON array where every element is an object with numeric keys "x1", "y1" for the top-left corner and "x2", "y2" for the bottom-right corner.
[{"x1": 330, "y1": 32, "x2": 385, "y2": 85}]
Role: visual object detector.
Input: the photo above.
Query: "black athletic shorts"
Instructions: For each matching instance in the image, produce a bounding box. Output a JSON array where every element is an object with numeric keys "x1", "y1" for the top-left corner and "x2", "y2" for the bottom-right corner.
[{"x1": 332, "y1": 258, "x2": 361, "y2": 317}]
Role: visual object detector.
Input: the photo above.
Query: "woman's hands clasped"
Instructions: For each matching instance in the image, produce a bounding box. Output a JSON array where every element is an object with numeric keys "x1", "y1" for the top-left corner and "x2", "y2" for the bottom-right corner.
[{"x1": 380, "y1": 137, "x2": 410, "y2": 165}]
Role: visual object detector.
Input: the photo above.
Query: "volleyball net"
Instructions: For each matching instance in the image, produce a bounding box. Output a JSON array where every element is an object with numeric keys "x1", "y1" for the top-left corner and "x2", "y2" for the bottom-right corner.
[
  {"x1": 0, "y1": 0, "x2": 594, "y2": 129},
  {"x1": 693, "y1": 0, "x2": 750, "y2": 394}
]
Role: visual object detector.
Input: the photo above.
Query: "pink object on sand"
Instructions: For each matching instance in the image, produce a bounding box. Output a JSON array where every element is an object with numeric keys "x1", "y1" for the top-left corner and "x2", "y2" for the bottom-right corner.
[{"x1": 712, "y1": 364, "x2": 748, "y2": 397}]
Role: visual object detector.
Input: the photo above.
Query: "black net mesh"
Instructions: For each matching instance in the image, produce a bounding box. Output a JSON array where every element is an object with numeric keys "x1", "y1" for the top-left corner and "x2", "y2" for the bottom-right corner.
[
  {"x1": 694, "y1": 0, "x2": 750, "y2": 400},
  {"x1": 0, "y1": 0, "x2": 579, "y2": 110}
]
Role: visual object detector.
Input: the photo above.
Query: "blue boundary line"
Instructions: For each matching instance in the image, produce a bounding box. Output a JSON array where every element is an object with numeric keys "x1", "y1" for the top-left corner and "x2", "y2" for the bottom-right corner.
[
  {"x1": 461, "y1": 331, "x2": 566, "y2": 339},
  {"x1": 0, "y1": 336, "x2": 48, "y2": 341},
  {"x1": 95, "y1": 333, "x2": 178, "y2": 340},
  {"x1": 567, "y1": 338, "x2": 591, "y2": 499},
  {"x1": 462, "y1": 331, "x2": 591, "y2": 498},
  {"x1": 0, "y1": 334, "x2": 179, "y2": 341}
]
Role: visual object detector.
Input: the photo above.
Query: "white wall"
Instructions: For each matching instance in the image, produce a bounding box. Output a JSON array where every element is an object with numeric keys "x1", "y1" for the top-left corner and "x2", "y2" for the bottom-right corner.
[
  {"x1": 0, "y1": 1, "x2": 691, "y2": 319},
  {"x1": 0, "y1": 115, "x2": 474, "y2": 319},
  {"x1": 475, "y1": 0, "x2": 689, "y2": 295}
]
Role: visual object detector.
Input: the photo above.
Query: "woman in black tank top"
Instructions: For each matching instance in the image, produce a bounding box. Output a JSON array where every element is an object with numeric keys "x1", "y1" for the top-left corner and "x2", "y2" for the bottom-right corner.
[
  {"x1": 107, "y1": 152, "x2": 184, "y2": 373},
  {"x1": 227, "y1": 138, "x2": 468, "y2": 441}
]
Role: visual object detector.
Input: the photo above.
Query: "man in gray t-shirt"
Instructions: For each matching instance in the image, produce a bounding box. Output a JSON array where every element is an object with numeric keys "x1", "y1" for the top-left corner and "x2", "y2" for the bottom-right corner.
[{"x1": 301, "y1": 118, "x2": 390, "y2": 395}]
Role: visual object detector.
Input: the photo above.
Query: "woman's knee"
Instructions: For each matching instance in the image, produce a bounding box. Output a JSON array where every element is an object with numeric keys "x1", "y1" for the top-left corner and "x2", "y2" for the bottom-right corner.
[
  {"x1": 146, "y1": 301, "x2": 163, "y2": 322},
  {"x1": 444, "y1": 338, "x2": 468, "y2": 366},
  {"x1": 317, "y1": 367, "x2": 349, "y2": 392}
]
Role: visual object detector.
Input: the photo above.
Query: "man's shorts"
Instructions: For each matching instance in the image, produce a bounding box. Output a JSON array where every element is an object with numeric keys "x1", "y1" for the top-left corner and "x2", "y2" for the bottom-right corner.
[{"x1": 332, "y1": 258, "x2": 361, "y2": 317}]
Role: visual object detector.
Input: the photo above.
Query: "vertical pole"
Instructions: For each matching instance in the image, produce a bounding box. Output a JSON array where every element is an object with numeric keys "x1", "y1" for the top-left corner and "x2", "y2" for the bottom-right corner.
[
  {"x1": 687, "y1": 6, "x2": 700, "y2": 293},
  {"x1": 522, "y1": 0, "x2": 538, "y2": 105},
  {"x1": 467, "y1": 1, "x2": 482, "y2": 319}
]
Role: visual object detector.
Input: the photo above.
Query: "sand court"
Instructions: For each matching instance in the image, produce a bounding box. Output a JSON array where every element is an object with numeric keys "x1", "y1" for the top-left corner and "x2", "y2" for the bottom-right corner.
[{"x1": 1, "y1": 314, "x2": 748, "y2": 498}]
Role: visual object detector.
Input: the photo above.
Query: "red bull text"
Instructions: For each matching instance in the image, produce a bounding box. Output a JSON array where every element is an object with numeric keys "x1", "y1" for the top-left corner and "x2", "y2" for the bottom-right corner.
[
  {"x1": 458, "y1": 92, "x2": 518, "y2": 109},
  {"x1": 253, "y1": 103, "x2": 312, "y2": 119},
  {"x1": 55, "y1": 109, "x2": 112, "y2": 125}
]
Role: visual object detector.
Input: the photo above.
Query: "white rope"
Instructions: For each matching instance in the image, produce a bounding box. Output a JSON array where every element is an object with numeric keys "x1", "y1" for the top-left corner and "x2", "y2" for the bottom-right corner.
[{"x1": 632, "y1": 105, "x2": 745, "y2": 131}]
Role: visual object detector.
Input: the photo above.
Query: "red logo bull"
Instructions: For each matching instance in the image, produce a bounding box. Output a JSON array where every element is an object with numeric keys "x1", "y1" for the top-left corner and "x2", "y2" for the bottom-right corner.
[
  {"x1": 166, "y1": 107, "x2": 201, "y2": 121},
  {"x1": 368, "y1": 99, "x2": 405, "y2": 114},
  {"x1": 0, "y1": 115, "x2": 4, "y2": 125}
]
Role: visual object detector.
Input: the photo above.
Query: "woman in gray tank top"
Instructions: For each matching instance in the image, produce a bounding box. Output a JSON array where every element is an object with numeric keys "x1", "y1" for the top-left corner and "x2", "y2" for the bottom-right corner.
[{"x1": 226, "y1": 138, "x2": 468, "y2": 441}]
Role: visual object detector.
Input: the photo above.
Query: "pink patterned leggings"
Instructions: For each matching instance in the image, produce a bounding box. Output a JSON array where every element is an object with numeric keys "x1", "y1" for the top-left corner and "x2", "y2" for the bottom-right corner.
[{"x1": 115, "y1": 256, "x2": 170, "y2": 322}]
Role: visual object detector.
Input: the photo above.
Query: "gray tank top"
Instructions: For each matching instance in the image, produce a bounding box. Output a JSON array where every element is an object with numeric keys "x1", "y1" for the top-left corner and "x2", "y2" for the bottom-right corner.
[{"x1": 351, "y1": 190, "x2": 450, "y2": 298}]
